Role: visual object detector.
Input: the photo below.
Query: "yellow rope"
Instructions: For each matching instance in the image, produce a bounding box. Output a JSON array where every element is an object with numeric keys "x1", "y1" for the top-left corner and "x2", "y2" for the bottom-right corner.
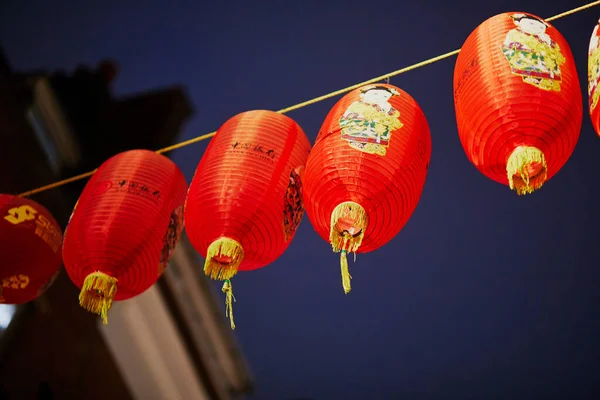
[
  {"x1": 546, "y1": 1, "x2": 600, "y2": 21},
  {"x1": 17, "y1": 1, "x2": 600, "y2": 198},
  {"x1": 20, "y1": 169, "x2": 97, "y2": 197}
]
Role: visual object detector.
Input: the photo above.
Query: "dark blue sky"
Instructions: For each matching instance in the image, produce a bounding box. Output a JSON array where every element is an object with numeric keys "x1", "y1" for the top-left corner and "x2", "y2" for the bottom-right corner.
[{"x1": 2, "y1": 0, "x2": 600, "y2": 399}]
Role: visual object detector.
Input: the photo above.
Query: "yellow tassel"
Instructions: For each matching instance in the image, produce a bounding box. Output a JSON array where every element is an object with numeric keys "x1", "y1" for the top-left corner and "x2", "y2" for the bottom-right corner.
[
  {"x1": 221, "y1": 279, "x2": 236, "y2": 330},
  {"x1": 204, "y1": 237, "x2": 244, "y2": 281},
  {"x1": 340, "y1": 250, "x2": 352, "y2": 294},
  {"x1": 330, "y1": 202, "x2": 367, "y2": 294},
  {"x1": 506, "y1": 146, "x2": 548, "y2": 195},
  {"x1": 329, "y1": 201, "x2": 367, "y2": 253},
  {"x1": 79, "y1": 271, "x2": 118, "y2": 325}
]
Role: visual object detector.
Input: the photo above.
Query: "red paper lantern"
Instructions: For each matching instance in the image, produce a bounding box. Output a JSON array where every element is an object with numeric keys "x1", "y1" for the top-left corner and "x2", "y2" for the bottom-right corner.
[
  {"x1": 62, "y1": 149, "x2": 187, "y2": 323},
  {"x1": 0, "y1": 195, "x2": 62, "y2": 304},
  {"x1": 588, "y1": 18, "x2": 600, "y2": 134},
  {"x1": 302, "y1": 84, "x2": 431, "y2": 294},
  {"x1": 454, "y1": 12, "x2": 582, "y2": 195},
  {"x1": 185, "y1": 110, "x2": 311, "y2": 328}
]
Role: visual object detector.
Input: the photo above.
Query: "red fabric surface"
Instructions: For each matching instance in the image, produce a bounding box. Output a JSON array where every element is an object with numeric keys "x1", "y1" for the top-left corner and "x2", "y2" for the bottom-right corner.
[
  {"x1": 62, "y1": 149, "x2": 187, "y2": 301},
  {"x1": 0, "y1": 194, "x2": 62, "y2": 304},
  {"x1": 185, "y1": 110, "x2": 311, "y2": 271},
  {"x1": 454, "y1": 12, "x2": 582, "y2": 186},
  {"x1": 302, "y1": 84, "x2": 432, "y2": 253}
]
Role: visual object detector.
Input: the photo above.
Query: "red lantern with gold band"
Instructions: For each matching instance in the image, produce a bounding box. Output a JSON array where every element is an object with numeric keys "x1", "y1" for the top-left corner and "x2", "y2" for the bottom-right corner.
[
  {"x1": 0, "y1": 194, "x2": 62, "y2": 304},
  {"x1": 62, "y1": 149, "x2": 187, "y2": 324},
  {"x1": 588, "y1": 18, "x2": 600, "y2": 134},
  {"x1": 302, "y1": 84, "x2": 431, "y2": 294},
  {"x1": 454, "y1": 12, "x2": 582, "y2": 195},
  {"x1": 184, "y1": 110, "x2": 311, "y2": 329}
]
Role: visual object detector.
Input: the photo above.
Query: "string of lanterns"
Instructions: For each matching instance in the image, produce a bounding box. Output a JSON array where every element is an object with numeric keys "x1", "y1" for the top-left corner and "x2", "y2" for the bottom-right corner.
[{"x1": 2, "y1": 6, "x2": 600, "y2": 330}]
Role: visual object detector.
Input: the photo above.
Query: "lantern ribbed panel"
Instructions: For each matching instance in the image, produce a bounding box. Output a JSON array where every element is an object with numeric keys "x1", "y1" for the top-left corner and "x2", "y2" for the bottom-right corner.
[
  {"x1": 454, "y1": 12, "x2": 582, "y2": 194},
  {"x1": 0, "y1": 195, "x2": 62, "y2": 304},
  {"x1": 303, "y1": 84, "x2": 431, "y2": 255},
  {"x1": 62, "y1": 150, "x2": 187, "y2": 319},
  {"x1": 588, "y1": 18, "x2": 600, "y2": 134},
  {"x1": 185, "y1": 110, "x2": 311, "y2": 276}
]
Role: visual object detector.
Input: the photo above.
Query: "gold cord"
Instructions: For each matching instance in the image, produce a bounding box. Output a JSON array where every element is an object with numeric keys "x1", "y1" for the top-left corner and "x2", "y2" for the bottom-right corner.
[{"x1": 17, "y1": 1, "x2": 600, "y2": 198}]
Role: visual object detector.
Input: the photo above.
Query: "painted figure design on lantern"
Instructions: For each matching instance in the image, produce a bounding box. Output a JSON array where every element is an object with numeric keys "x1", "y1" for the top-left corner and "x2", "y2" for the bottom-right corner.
[
  {"x1": 339, "y1": 85, "x2": 403, "y2": 156},
  {"x1": 283, "y1": 167, "x2": 305, "y2": 242},
  {"x1": 588, "y1": 20, "x2": 600, "y2": 112},
  {"x1": 501, "y1": 13, "x2": 566, "y2": 92},
  {"x1": 158, "y1": 205, "x2": 184, "y2": 275}
]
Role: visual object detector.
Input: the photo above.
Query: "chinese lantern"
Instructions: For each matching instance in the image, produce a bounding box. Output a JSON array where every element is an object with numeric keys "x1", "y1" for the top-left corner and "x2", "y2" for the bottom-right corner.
[
  {"x1": 588, "y1": 18, "x2": 600, "y2": 134},
  {"x1": 302, "y1": 84, "x2": 431, "y2": 294},
  {"x1": 62, "y1": 149, "x2": 187, "y2": 323},
  {"x1": 0, "y1": 194, "x2": 62, "y2": 304},
  {"x1": 185, "y1": 110, "x2": 311, "y2": 329},
  {"x1": 454, "y1": 12, "x2": 582, "y2": 195}
]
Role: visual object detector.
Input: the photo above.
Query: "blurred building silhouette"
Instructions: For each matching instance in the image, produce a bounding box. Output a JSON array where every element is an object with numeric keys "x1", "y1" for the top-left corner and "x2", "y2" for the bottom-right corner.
[{"x1": 0, "y1": 48, "x2": 252, "y2": 400}]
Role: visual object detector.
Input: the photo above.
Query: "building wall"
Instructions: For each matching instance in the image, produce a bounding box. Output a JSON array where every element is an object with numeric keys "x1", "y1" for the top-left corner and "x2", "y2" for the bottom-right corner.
[
  {"x1": 0, "y1": 75, "x2": 134, "y2": 400},
  {"x1": 0, "y1": 274, "x2": 134, "y2": 400},
  {"x1": 0, "y1": 65, "x2": 194, "y2": 400}
]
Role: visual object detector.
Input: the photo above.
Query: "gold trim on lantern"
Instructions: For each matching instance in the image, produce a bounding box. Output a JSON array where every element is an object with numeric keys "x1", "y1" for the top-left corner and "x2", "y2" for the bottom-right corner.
[
  {"x1": 330, "y1": 201, "x2": 368, "y2": 294},
  {"x1": 204, "y1": 237, "x2": 244, "y2": 281},
  {"x1": 506, "y1": 146, "x2": 548, "y2": 195},
  {"x1": 79, "y1": 271, "x2": 118, "y2": 325}
]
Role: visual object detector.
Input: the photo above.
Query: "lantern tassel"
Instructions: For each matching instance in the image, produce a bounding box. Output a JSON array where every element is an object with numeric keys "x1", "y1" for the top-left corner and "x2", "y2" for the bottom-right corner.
[
  {"x1": 204, "y1": 237, "x2": 244, "y2": 281},
  {"x1": 330, "y1": 201, "x2": 367, "y2": 253},
  {"x1": 340, "y1": 250, "x2": 352, "y2": 294},
  {"x1": 506, "y1": 146, "x2": 548, "y2": 195},
  {"x1": 221, "y1": 279, "x2": 236, "y2": 330},
  {"x1": 79, "y1": 271, "x2": 118, "y2": 324},
  {"x1": 330, "y1": 202, "x2": 367, "y2": 294}
]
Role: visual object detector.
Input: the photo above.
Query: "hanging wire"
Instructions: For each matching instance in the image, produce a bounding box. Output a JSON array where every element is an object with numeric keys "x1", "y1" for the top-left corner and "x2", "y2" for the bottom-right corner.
[{"x1": 17, "y1": 0, "x2": 600, "y2": 198}]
